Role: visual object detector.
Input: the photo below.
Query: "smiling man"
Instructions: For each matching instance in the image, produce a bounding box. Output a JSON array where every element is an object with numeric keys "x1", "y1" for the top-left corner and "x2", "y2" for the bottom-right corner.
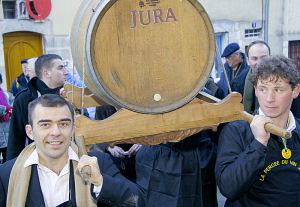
[
  {"x1": 243, "y1": 40, "x2": 270, "y2": 114},
  {"x1": 215, "y1": 55, "x2": 300, "y2": 207},
  {"x1": 0, "y1": 94, "x2": 143, "y2": 207},
  {"x1": 7, "y1": 54, "x2": 69, "y2": 160}
]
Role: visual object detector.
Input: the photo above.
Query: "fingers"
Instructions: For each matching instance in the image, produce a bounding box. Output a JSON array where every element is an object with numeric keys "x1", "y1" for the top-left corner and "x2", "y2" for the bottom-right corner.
[
  {"x1": 128, "y1": 144, "x2": 142, "y2": 155},
  {"x1": 77, "y1": 155, "x2": 103, "y2": 186},
  {"x1": 250, "y1": 115, "x2": 272, "y2": 146},
  {"x1": 59, "y1": 87, "x2": 65, "y2": 96},
  {"x1": 108, "y1": 146, "x2": 125, "y2": 158}
]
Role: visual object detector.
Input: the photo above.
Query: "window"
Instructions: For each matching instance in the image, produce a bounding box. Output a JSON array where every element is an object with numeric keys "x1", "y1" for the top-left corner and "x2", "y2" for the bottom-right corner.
[
  {"x1": 244, "y1": 28, "x2": 262, "y2": 38},
  {"x1": 289, "y1": 40, "x2": 300, "y2": 71},
  {"x1": 2, "y1": 1, "x2": 16, "y2": 19}
]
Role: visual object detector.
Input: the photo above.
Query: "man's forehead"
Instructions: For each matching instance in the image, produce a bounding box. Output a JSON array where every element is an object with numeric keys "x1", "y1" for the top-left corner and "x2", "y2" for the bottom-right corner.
[
  {"x1": 52, "y1": 59, "x2": 63, "y2": 65},
  {"x1": 32, "y1": 104, "x2": 72, "y2": 121},
  {"x1": 249, "y1": 44, "x2": 269, "y2": 56},
  {"x1": 257, "y1": 76, "x2": 289, "y2": 86}
]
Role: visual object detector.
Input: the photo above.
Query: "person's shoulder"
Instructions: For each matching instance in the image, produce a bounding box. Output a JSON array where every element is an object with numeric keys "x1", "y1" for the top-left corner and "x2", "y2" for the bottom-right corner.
[
  {"x1": 223, "y1": 120, "x2": 250, "y2": 132},
  {"x1": 0, "y1": 158, "x2": 17, "y2": 180},
  {"x1": 87, "y1": 151, "x2": 119, "y2": 175},
  {"x1": 11, "y1": 79, "x2": 17, "y2": 85},
  {"x1": 14, "y1": 88, "x2": 30, "y2": 101},
  {"x1": 294, "y1": 117, "x2": 300, "y2": 133},
  {"x1": 88, "y1": 151, "x2": 110, "y2": 162}
]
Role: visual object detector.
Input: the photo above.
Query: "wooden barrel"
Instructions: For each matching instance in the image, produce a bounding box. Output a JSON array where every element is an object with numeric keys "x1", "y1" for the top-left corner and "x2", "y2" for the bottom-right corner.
[{"x1": 71, "y1": 0, "x2": 215, "y2": 114}]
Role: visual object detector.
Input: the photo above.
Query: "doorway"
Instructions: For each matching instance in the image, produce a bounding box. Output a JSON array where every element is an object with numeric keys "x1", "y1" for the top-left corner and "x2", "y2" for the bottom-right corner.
[{"x1": 3, "y1": 31, "x2": 43, "y2": 88}]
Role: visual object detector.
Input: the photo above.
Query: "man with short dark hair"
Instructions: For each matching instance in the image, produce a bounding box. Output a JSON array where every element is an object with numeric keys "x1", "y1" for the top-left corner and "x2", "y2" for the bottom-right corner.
[
  {"x1": 216, "y1": 42, "x2": 249, "y2": 99},
  {"x1": 7, "y1": 54, "x2": 68, "y2": 160},
  {"x1": 243, "y1": 40, "x2": 271, "y2": 114},
  {"x1": 0, "y1": 94, "x2": 143, "y2": 206},
  {"x1": 10, "y1": 58, "x2": 30, "y2": 96},
  {"x1": 216, "y1": 55, "x2": 300, "y2": 206}
]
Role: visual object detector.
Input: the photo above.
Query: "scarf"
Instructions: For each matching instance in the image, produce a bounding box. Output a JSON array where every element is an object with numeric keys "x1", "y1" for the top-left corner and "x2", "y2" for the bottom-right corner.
[{"x1": 6, "y1": 142, "x2": 97, "y2": 207}]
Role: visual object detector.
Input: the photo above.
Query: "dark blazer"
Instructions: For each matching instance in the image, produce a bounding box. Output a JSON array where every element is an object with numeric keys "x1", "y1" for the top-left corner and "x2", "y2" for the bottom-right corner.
[{"x1": 0, "y1": 151, "x2": 144, "y2": 207}]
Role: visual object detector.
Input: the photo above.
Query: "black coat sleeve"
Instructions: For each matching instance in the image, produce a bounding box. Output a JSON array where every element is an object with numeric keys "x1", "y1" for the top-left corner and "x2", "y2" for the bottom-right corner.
[
  {"x1": 215, "y1": 121, "x2": 267, "y2": 200},
  {"x1": 6, "y1": 93, "x2": 29, "y2": 160},
  {"x1": 88, "y1": 152, "x2": 145, "y2": 206}
]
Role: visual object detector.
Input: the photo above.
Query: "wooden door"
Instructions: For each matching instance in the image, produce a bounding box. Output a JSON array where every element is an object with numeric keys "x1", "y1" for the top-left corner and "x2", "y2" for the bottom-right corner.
[
  {"x1": 3, "y1": 32, "x2": 43, "y2": 88},
  {"x1": 288, "y1": 40, "x2": 300, "y2": 72}
]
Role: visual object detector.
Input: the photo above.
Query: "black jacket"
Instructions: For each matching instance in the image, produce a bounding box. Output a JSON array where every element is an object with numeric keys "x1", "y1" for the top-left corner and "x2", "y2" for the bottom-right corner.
[
  {"x1": 216, "y1": 118, "x2": 300, "y2": 207},
  {"x1": 6, "y1": 77, "x2": 62, "y2": 160},
  {"x1": 0, "y1": 151, "x2": 144, "y2": 207}
]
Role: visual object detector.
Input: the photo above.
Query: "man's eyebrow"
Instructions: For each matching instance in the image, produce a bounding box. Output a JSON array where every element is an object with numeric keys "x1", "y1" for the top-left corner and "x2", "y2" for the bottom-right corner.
[
  {"x1": 37, "y1": 119, "x2": 51, "y2": 124},
  {"x1": 37, "y1": 118, "x2": 71, "y2": 124}
]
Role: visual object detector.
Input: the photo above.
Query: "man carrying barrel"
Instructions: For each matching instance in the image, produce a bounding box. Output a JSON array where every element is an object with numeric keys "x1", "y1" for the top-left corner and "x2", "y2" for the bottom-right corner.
[
  {"x1": 215, "y1": 55, "x2": 300, "y2": 207},
  {"x1": 0, "y1": 94, "x2": 143, "y2": 206}
]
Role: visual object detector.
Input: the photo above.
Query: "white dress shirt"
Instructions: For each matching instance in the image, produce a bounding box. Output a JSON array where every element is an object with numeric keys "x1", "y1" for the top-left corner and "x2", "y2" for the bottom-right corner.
[{"x1": 24, "y1": 147, "x2": 79, "y2": 207}]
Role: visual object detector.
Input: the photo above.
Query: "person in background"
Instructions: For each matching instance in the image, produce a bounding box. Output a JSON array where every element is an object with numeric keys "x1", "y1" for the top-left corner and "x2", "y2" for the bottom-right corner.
[
  {"x1": 216, "y1": 55, "x2": 300, "y2": 206},
  {"x1": 90, "y1": 105, "x2": 141, "y2": 182},
  {"x1": 64, "y1": 64, "x2": 92, "y2": 118},
  {"x1": 0, "y1": 74, "x2": 13, "y2": 164},
  {"x1": 6, "y1": 54, "x2": 68, "y2": 160},
  {"x1": 26, "y1": 58, "x2": 37, "y2": 80},
  {"x1": 243, "y1": 40, "x2": 271, "y2": 113},
  {"x1": 216, "y1": 43, "x2": 249, "y2": 99},
  {"x1": 135, "y1": 130, "x2": 209, "y2": 206},
  {"x1": 10, "y1": 58, "x2": 30, "y2": 96}
]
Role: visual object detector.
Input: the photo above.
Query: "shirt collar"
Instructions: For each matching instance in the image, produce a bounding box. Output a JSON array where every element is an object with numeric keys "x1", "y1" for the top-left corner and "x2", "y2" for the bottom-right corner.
[
  {"x1": 24, "y1": 146, "x2": 79, "y2": 168},
  {"x1": 258, "y1": 108, "x2": 296, "y2": 132}
]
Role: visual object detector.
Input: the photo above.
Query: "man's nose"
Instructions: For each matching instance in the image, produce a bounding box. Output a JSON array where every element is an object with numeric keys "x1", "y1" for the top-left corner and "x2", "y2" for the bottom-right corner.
[
  {"x1": 266, "y1": 91, "x2": 275, "y2": 102},
  {"x1": 64, "y1": 68, "x2": 69, "y2": 76},
  {"x1": 50, "y1": 124, "x2": 61, "y2": 136}
]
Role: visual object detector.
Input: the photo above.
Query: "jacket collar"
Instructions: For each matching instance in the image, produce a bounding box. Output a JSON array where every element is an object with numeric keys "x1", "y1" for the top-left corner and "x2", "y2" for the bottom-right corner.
[{"x1": 27, "y1": 77, "x2": 62, "y2": 98}]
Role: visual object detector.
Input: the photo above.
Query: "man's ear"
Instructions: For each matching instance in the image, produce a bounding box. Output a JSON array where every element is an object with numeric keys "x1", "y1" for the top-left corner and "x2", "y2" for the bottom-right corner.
[
  {"x1": 42, "y1": 68, "x2": 49, "y2": 78},
  {"x1": 246, "y1": 57, "x2": 250, "y2": 66},
  {"x1": 25, "y1": 125, "x2": 34, "y2": 141},
  {"x1": 292, "y1": 84, "x2": 300, "y2": 99},
  {"x1": 254, "y1": 86, "x2": 257, "y2": 96}
]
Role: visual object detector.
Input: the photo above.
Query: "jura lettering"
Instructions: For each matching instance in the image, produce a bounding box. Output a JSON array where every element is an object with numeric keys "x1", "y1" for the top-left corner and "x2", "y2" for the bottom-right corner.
[{"x1": 130, "y1": 8, "x2": 177, "y2": 29}]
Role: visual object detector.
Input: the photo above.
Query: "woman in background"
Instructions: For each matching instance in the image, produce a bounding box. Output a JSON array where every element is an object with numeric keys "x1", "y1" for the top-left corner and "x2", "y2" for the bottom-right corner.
[{"x1": 0, "y1": 74, "x2": 13, "y2": 163}]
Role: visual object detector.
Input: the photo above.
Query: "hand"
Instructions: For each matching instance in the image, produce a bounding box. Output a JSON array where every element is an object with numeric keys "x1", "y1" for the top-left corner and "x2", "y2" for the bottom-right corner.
[
  {"x1": 128, "y1": 144, "x2": 142, "y2": 156},
  {"x1": 107, "y1": 146, "x2": 125, "y2": 158},
  {"x1": 77, "y1": 155, "x2": 103, "y2": 186},
  {"x1": 250, "y1": 115, "x2": 272, "y2": 146},
  {"x1": 59, "y1": 87, "x2": 65, "y2": 97}
]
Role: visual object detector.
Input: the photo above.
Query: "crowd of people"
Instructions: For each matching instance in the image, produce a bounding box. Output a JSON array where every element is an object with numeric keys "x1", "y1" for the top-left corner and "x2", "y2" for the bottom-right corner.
[{"x1": 0, "y1": 39, "x2": 299, "y2": 207}]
